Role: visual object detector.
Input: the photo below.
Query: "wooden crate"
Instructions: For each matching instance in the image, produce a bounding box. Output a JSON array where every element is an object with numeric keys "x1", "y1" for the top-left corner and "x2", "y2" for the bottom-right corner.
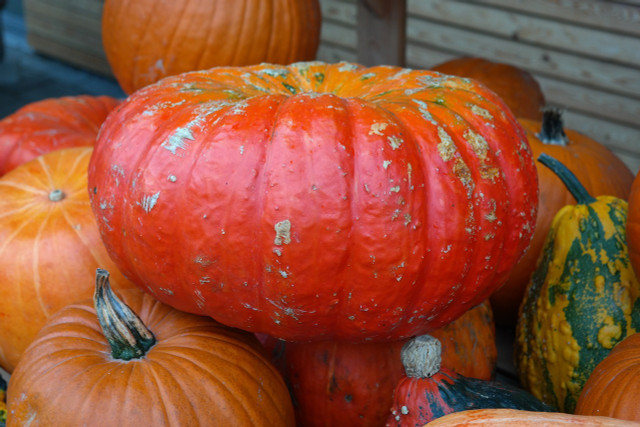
[{"x1": 22, "y1": 0, "x2": 112, "y2": 76}]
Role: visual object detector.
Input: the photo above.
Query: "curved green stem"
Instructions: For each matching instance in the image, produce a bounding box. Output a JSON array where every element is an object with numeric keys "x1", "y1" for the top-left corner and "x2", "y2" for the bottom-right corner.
[
  {"x1": 94, "y1": 268, "x2": 156, "y2": 360},
  {"x1": 537, "y1": 153, "x2": 596, "y2": 205}
]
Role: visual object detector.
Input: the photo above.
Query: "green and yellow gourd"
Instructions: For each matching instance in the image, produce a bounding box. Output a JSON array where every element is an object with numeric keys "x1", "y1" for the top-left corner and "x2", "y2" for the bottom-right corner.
[{"x1": 515, "y1": 153, "x2": 640, "y2": 414}]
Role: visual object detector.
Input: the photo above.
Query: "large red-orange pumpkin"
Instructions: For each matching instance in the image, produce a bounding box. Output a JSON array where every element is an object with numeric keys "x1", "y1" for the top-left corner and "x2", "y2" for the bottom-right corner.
[
  {"x1": 258, "y1": 301, "x2": 496, "y2": 427},
  {"x1": 431, "y1": 57, "x2": 545, "y2": 120},
  {"x1": 7, "y1": 269, "x2": 295, "y2": 426},
  {"x1": 87, "y1": 61, "x2": 538, "y2": 342},
  {"x1": 102, "y1": 0, "x2": 322, "y2": 94},
  {"x1": 575, "y1": 332, "x2": 640, "y2": 422},
  {"x1": 0, "y1": 147, "x2": 136, "y2": 372},
  {"x1": 0, "y1": 95, "x2": 119, "y2": 175},
  {"x1": 490, "y1": 110, "x2": 634, "y2": 326},
  {"x1": 628, "y1": 175, "x2": 640, "y2": 278}
]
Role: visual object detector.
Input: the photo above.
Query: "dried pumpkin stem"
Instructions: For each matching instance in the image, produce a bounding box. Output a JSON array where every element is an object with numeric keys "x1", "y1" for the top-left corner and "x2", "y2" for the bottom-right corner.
[
  {"x1": 537, "y1": 153, "x2": 596, "y2": 205},
  {"x1": 400, "y1": 334, "x2": 442, "y2": 378},
  {"x1": 94, "y1": 268, "x2": 156, "y2": 360}
]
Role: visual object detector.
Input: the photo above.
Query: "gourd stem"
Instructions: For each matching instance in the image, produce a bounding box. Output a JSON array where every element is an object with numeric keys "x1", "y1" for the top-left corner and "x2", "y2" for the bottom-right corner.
[
  {"x1": 94, "y1": 268, "x2": 156, "y2": 360},
  {"x1": 536, "y1": 108, "x2": 568, "y2": 146},
  {"x1": 538, "y1": 153, "x2": 596, "y2": 204},
  {"x1": 400, "y1": 334, "x2": 442, "y2": 378}
]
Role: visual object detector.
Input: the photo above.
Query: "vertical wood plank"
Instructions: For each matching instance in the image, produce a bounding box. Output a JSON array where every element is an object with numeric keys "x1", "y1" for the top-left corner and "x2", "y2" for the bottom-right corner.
[{"x1": 356, "y1": 0, "x2": 406, "y2": 66}]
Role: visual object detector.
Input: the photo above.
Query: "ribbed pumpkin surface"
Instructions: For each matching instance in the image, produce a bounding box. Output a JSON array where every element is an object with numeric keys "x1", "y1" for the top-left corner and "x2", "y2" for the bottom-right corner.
[{"x1": 88, "y1": 61, "x2": 538, "y2": 342}]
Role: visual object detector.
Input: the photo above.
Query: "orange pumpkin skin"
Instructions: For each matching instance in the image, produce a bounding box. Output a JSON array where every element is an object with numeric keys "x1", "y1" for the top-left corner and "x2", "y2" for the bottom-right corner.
[
  {"x1": 0, "y1": 95, "x2": 120, "y2": 175},
  {"x1": 424, "y1": 409, "x2": 639, "y2": 426},
  {"x1": 628, "y1": 176, "x2": 640, "y2": 279},
  {"x1": 575, "y1": 332, "x2": 640, "y2": 422},
  {"x1": 0, "y1": 147, "x2": 136, "y2": 372},
  {"x1": 87, "y1": 61, "x2": 538, "y2": 343},
  {"x1": 7, "y1": 286, "x2": 295, "y2": 426},
  {"x1": 258, "y1": 301, "x2": 496, "y2": 427},
  {"x1": 490, "y1": 112, "x2": 634, "y2": 326},
  {"x1": 102, "y1": 0, "x2": 322, "y2": 94},
  {"x1": 431, "y1": 57, "x2": 545, "y2": 120}
]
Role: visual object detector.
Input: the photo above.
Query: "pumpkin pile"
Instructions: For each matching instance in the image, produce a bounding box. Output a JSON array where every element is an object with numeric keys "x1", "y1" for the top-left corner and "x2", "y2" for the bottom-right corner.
[{"x1": 0, "y1": 5, "x2": 638, "y2": 420}]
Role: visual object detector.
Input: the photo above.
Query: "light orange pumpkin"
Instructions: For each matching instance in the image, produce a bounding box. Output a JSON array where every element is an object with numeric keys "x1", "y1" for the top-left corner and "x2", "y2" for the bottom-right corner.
[
  {"x1": 0, "y1": 147, "x2": 136, "y2": 372},
  {"x1": 424, "y1": 408, "x2": 639, "y2": 426},
  {"x1": 7, "y1": 269, "x2": 295, "y2": 426},
  {"x1": 102, "y1": 0, "x2": 322, "y2": 93}
]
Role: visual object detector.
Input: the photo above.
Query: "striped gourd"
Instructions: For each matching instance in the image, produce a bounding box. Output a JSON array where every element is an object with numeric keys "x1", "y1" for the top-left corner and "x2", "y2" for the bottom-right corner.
[{"x1": 515, "y1": 153, "x2": 640, "y2": 413}]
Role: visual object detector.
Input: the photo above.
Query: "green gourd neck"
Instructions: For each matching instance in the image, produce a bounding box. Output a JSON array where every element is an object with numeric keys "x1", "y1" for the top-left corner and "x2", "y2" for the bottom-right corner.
[
  {"x1": 536, "y1": 108, "x2": 568, "y2": 146},
  {"x1": 537, "y1": 153, "x2": 596, "y2": 205},
  {"x1": 94, "y1": 268, "x2": 156, "y2": 360}
]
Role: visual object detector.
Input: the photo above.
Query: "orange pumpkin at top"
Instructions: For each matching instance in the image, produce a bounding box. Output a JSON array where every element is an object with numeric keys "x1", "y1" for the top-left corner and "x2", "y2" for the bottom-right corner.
[
  {"x1": 87, "y1": 61, "x2": 537, "y2": 343},
  {"x1": 490, "y1": 109, "x2": 634, "y2": 326},
  {"x1": 102, "y1": 0, "x2": 322, "y2": 94},
  {"x1": 432, "y1": 57, "x2": 545, "y2": 121}
]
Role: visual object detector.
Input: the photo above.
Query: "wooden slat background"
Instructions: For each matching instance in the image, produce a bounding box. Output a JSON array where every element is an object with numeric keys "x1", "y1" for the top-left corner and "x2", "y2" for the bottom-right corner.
[{"x1": 317, "y1": 0, "x2": 640, "y2": 174}]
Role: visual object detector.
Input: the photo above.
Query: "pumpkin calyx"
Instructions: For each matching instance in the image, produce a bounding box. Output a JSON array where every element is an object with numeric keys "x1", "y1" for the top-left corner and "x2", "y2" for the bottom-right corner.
[
  {"x1": 536, "y1": 108, "x2": 568, "y2": 146},
  {"x1": 94, "y1": 268, "x2": 156, "y2": 361},
  {"x1": 400, "y1": 334, "x2": 442, "y2": 378},
  {"x1": 537, "y1": 153, "x2": 596, "y2": 205},
  {"x1": 48, "y1": 189, "x2": 65, "y2": 202}
]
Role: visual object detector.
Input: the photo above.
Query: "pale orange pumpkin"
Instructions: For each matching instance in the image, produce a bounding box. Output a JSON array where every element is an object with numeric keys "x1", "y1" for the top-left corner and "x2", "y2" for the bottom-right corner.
[{"x1": 0, "y1": 147, "x2": 136, "y2": 372}]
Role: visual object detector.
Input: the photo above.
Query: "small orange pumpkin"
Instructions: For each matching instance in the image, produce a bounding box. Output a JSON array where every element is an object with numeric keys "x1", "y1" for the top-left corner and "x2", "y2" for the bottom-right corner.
[
  {"x1": 0, "y1": 95, "x2": 119, "y2": 175},
  {"x1": 0, "y1": 147, "x2": 136, "y2": 372},
  {"x1": 575, "y1": 332, "x2": 640, "y2": 422},
  {"x1": 491, "y1": 109, "x2": 634, "y2": 326},
  {"x1": 7, "y1": 269, "x2": 295, "y2": 426}
]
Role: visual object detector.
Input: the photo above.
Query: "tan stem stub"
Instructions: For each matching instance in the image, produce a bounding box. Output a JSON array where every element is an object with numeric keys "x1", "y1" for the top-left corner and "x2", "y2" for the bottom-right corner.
[{"x1": 401, "y1": 334, "x2": 442, "y2": 378}]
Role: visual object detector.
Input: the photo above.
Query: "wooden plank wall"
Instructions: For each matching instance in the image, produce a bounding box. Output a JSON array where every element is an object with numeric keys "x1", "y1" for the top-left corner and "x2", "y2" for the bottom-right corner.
[{"x1": 317, "y1": 0, "x2": 640, "y2": 174}]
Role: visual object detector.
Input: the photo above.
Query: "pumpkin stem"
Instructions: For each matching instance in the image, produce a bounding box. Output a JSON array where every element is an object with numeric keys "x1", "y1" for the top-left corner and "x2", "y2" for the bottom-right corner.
[
  {"x1": 536, "y1": 108, "x2": 568, "y2": 146},
  {"x1": 537, "y1": 153, "x2": 596, "y2": 204},
  {"x1": 400, "y1": 334, "x2": 441, "y2": 378},
  {"x1": 94, "y1": 268, "x2": 156, "y2": 360},
  {"x1": 48, "y1": 189, "x2": 65, "y2": 202}
]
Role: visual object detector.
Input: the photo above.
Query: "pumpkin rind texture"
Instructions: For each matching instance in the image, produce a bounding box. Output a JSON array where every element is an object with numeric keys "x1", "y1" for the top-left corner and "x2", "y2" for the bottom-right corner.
[
  {"x1": 258, "y1": 300, "x2": 496, "y2": 427},
  {"x1": 0, "y1": 147, "x2": 137, "y2": 372},
  {"x1": 491, "y1": 111, "x2": 634, "y2": 326},
  {"x1": 575, "y1": 332, "x2": 640, "y2": 422},
  {"x1": 424, "y1": 408, "x2": 640, "y2": 426},
  {"x1": 515, "y1": 156, "x2": 640, "y2": 413},
  {"x1": 7, "y1": 284, "x2": 295, "y2": 426},
  {"x1": 102, "y1": 0, "x2": 322, "y2": 93},
  {"x1": 431, "y1": 57, "x2": 546, "y2": 120},
  {"x1": 0, "y1": 95, "x2": 120, "y2": 175},
  {"x1": 88, "y1": 61, "x2": 538, "y2": 342}
]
